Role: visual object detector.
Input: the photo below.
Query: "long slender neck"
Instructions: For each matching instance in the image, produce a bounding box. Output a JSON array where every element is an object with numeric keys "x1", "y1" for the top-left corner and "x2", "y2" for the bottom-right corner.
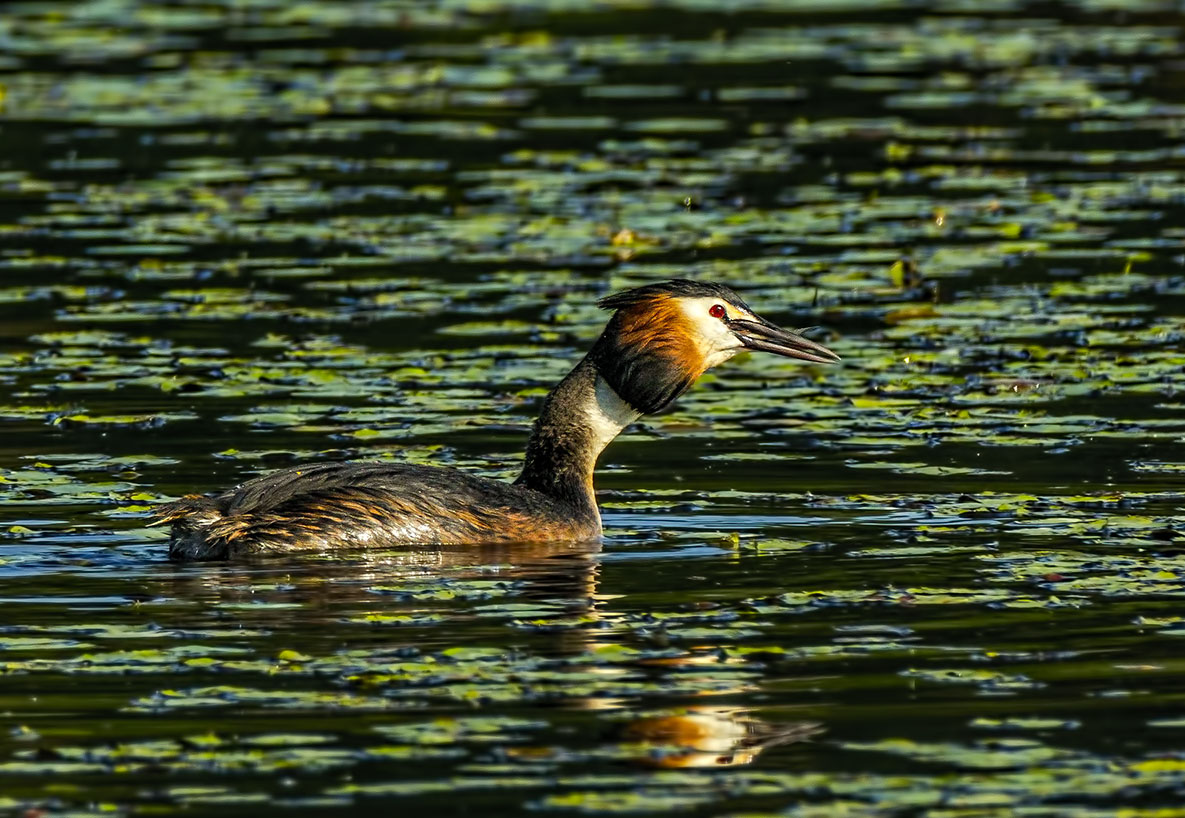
[{"x1": 514, "y1": 356, "x2": 640, "y2": 512}]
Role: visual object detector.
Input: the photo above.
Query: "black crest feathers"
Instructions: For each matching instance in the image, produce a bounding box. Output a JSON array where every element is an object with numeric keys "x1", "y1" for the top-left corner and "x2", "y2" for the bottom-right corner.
[{"x1": 597, "y1": 279, "x2": 749, "y2": 312}]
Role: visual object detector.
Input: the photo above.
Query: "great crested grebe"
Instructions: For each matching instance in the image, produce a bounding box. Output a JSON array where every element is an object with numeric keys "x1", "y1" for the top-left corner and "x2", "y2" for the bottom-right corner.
[{"x1": 156, "y1": 280, "x2": 839, "y2": 560}]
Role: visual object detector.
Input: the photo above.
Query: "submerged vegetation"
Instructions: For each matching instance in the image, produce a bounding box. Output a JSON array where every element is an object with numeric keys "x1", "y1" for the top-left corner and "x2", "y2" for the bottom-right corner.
[{"x1": 0, "y1": 0, "x2": 1183, "y2": 815}]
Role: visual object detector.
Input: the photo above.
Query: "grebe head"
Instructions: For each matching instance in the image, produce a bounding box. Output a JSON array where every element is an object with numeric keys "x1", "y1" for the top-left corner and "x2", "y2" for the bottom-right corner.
[{"x1": 592, "y1": 279, "x2": 839, "y2": 414}]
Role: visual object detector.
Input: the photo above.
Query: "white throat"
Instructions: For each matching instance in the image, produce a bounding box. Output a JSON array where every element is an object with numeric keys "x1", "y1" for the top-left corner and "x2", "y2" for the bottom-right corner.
[{"x1": 586, "y1": 375, "x2": 642, "y2": 452}]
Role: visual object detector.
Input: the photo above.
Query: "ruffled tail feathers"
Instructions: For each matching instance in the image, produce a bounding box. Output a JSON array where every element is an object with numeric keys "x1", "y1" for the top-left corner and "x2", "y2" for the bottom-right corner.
[
  {"x1": 152, "y1": 495, "x2": 209, "y2": 522},
  {"x1": 152, "y1": 496, "x2": 241, "y2": 560}
]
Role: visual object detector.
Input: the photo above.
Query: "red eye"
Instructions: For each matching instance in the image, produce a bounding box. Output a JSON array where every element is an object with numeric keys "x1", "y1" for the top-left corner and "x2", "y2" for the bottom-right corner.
[{"x1": 709, "y1": 304, "x2": 727, "y2": 319}]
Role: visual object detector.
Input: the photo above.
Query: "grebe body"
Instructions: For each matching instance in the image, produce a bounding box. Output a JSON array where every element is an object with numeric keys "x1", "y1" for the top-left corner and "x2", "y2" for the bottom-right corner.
[
  {"x1": 162, "y1": 461, "x2": 602, "y2": 560},
  {"x1": 157, "y1": 280, "x2": 838, "y2": 559}
]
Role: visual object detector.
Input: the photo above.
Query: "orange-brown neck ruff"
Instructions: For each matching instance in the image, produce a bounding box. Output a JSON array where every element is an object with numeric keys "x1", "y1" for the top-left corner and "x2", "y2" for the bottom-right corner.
[{"x1": 590, "y1": 295, "x2": 708, "y2": 414}]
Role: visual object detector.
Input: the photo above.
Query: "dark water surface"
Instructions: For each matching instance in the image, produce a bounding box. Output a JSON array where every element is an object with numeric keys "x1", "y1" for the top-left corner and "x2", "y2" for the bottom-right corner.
[{"x1": 2, "y1": 1, "x2": 1185, "y2": 815}]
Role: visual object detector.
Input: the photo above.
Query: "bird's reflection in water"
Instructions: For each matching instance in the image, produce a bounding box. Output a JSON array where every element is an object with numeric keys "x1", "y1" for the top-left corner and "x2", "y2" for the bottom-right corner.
[
  {"x1": 151, "y1": 540, "x2": 603, "y2": 632},
  {"x1": 149, "y1": 544, "x2": 822, "y2": 770},
  {"x1": 617, "y1": 707, "x2": 823, "y2": 768}
]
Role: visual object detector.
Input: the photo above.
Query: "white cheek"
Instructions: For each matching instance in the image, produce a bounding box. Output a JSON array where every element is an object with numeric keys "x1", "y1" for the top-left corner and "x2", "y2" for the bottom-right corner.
[
  {"x1": 702, "y1": 346, "x2": 741, "y2": 369},
  {"x1": 678, "y1": 299, "x2": 745, "y2": 355},
  {"x1": 706, "y1": 315, "x2": 742, "y2": 348}
]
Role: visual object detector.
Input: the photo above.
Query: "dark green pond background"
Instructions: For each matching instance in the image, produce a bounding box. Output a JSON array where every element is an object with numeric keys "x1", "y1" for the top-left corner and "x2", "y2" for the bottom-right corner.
[{"x1": 2, "y1": 0, "x2": 1185, "y2": 815}]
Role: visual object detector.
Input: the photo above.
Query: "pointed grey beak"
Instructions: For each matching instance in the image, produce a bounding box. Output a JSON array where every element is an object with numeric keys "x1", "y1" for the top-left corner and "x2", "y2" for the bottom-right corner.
[{"x1": 728, "y1": 318, "x2": 840, "y2": 364}]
